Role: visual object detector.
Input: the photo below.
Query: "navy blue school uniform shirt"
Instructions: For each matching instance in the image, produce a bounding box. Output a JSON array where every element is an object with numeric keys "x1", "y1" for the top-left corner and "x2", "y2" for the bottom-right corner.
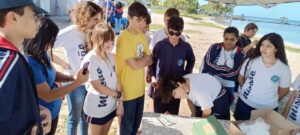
[
  {"x1": 148, "y1": 38, "x2": 195, "y2": 78},
  {"x1": 27, "y1": 53, "x2": 62, "y2": 119},
  {"x1": 0, "y1": 37, "x2": 42, "y2": 135},
  {"x1": 238, "y1": 34, "x2": 251, "y2": 48}
]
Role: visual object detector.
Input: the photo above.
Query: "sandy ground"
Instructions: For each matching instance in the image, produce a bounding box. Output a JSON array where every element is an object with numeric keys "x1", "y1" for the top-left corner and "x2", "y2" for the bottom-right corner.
[{"x1": 51, "y1": 12, "x2": 300, "y2": 135}]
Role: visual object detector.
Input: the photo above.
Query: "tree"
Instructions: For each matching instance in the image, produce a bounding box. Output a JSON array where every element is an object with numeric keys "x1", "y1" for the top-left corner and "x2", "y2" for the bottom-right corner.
[
  {"x1": 149, "y1": 0, "x2": 159, "y2": 5},
  {"x1": 200, "y1": 2, "x2": 232, "y2": 15},
  {"x1": 186, "y1": 0, "x2": 200, "y2": 14},
  {"x1": 163, "y1": 0, "x2": 199, "y2": 14}
]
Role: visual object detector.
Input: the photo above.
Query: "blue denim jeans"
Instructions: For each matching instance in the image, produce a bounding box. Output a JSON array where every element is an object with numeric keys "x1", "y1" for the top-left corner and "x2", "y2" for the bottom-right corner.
[
  {"x1": 120, "y1": 96, "x2": 144, "y2": 135},
  {"x1": 65, "y1": 84, "x2": 88, "y2": 135},
  {"x1": 115, "y1": 18, "x2": 122, "y2": 34}
]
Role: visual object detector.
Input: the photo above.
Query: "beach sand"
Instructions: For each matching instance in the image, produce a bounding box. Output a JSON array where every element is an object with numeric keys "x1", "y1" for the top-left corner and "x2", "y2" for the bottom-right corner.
[{"x1": 51, "y1": 12, "x2": 300, "y2": 135}]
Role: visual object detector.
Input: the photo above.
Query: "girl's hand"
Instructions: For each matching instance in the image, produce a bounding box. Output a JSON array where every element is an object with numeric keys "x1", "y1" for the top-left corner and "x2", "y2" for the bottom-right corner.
[
  {"x1": 116, "y1": 101, "x2": 124, "y2": 117},
  {"x1": 74, "y1": 68, "x2": 89, "y2": 84}
]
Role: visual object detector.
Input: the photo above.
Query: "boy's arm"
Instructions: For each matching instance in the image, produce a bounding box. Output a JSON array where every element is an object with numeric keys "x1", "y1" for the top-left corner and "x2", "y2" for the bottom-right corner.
[
  {"x1": 202, "y1": 108, "x2": 212, "y2": 118},
  {"x1": 126, "y1": 54, "x2": 152, "y2": 70},
  {"x1": 203, "y1": 44, "x2": 231, "y2": 74},
  {"x1": 147, "y1": 44, "x2": 159, "y2": 77},
  {"x1": 187, "y1": 100, "x2": 196, "y2": 117},
  {"x1": 184, "y1": 44, "x2": 195, "y2": 74},
  {"x1": 216, "y1": 53, "x2": 246, "y2": 81}
]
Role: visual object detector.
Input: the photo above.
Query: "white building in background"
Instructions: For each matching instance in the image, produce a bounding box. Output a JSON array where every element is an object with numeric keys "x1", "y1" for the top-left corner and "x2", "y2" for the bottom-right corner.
[
  {"x1": 33, "y1": 0, "x2": 153, "y2": 16},
  {"x1": 33, "y1": 0, "x2": 74, "y2": 16}
]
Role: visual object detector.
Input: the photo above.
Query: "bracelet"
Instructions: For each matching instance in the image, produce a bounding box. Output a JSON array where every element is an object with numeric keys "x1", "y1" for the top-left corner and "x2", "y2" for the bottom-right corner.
[{"x1": 116, "y1": 91, "x2": 121, "y2": 99}]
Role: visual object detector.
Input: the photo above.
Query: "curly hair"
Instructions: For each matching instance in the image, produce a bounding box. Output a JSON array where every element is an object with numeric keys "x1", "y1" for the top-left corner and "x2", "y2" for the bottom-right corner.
[
  {"x1": 248, "y1": 33, "x2": 288, "y2": 65},
  {"x1": 71, "y1": 1, "x2": 103, "y2": 32},
  {"x1": 85, "y1": 23, "x2": 115, "y2": 54},
  {"x1": 157, "y1": 74, "x2": 186, "y2": 103}
]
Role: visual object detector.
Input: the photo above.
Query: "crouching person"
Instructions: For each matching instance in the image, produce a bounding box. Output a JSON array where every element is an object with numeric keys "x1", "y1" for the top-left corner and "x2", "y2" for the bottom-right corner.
[{"x1": 158, "y1": 73, "x2": 230, "y2": 120}]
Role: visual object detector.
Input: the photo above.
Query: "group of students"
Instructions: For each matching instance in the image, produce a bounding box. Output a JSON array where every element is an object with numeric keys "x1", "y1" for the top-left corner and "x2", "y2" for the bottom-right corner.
[
  {"x1": 151, "y1": 7, "x2": 300, "y2": 129},
  {"x1": 1, "y1": 0, "x2": 300, "y2": 135}
]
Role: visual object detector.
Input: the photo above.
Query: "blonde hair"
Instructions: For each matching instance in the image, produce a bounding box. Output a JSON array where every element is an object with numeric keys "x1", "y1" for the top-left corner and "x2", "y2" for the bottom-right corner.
[
  {"x1": 71, "y1": 1, "x2": 103, "y2": 32},
  {"x1": 86, "y1": 23, "x2": 115, "y2": 54}
]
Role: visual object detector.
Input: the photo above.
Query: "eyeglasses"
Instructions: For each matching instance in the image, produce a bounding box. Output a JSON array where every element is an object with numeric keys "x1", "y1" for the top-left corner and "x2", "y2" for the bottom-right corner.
[{"x1": 169, "y1": 31, "x2": 181, "y2": 36}]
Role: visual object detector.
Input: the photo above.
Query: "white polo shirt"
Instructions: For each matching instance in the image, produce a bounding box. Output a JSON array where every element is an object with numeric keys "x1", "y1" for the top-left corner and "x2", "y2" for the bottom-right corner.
[
  {"x1": 239, "y1": 57, "x2": 291, "y2": 109},
  {"x1": 185, "y1": 73, "x2": 222, "y2": 110}
]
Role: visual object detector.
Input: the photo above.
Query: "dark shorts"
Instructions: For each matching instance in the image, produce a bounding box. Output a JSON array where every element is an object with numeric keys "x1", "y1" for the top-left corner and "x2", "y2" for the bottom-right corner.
[
  {"x1": 84, "y1": 110, "x2": 116, "y2": 125},
  {"x1": 154, "y1": 89, "x2": 180, "y2": 115},
  {"x1": 234, "y1": 98, "x2": 278, "y2": 120},
  {"x1": 195, "y1": 88, "x2": 230, "y2": 120}
]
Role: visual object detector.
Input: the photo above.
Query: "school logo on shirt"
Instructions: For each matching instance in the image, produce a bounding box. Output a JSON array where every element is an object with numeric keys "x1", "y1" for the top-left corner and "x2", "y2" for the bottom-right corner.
[
  {"x1": 178, "y1": 59, "x2": 184, "y2": 66},
  {"x1": 271, "y1": 75, "x2": 280, "y2": 83},
  {"x1": 137, "y1": 43, "x2": 144, "y2": 59}
]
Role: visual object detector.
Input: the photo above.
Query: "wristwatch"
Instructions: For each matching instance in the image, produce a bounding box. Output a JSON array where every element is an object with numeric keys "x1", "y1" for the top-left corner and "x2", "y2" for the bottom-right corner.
[{"x1": 116, "y1": 91, "x2": 121, "y2": 99}]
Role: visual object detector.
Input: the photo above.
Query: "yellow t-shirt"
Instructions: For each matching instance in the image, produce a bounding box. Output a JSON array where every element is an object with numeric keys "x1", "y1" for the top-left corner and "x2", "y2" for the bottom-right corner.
[{"x1": 116, "y1": 29, "x2": 150, "y2": 101}]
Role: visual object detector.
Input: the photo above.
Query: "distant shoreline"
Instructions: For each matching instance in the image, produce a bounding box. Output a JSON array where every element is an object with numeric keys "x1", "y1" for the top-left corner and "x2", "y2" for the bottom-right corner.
[{"x1": 209, "y1": 17, "x2": 300, "y2": 51}]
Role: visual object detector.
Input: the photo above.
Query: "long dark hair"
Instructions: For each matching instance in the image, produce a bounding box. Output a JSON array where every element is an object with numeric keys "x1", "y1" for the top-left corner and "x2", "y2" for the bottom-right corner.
[
  {"x1": 157, "y1": 74, "x2": 186, "y2": 103},
  {"x1": 248, "y1": 33, "x2": 288, "y2": 65},
  {"x1": 23, "y1": 18, "x2": 59, "y2": 71}
]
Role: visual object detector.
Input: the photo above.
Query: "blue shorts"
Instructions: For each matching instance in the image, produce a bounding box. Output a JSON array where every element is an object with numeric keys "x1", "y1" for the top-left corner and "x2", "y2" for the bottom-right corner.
[
  {"x1": 233, "y1": 98, "x2": 278, "y2": 120},
  {"x1": 84, "y1": 110, "x2": 116, "y2": 125}
]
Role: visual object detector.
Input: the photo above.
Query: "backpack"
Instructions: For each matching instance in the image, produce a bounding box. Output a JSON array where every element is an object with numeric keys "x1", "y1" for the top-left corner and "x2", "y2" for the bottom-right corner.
[{"x1": 115, "y1": 8, "x2": 123, "y2": 19}]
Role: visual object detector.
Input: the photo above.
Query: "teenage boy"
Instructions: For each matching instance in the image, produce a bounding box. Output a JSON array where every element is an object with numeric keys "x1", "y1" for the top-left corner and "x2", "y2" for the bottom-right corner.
[
  {"x1": 116, "y1": 2, "x2": 152, "y2": 135},
  {"x1": 147, "y1": 16, "x2": 195, "y2": 115},
  {"x1": 149, "y1": 8, "x2": 185, "y2": 50},
  {"x1": 0, "y1": 0, "x2": 51, "y2": 134}
]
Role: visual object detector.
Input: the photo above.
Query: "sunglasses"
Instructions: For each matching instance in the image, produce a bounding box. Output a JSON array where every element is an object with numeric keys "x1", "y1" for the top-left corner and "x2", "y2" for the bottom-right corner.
[{"x1": 169, "y1": 31, "x2": 181, "y2": 36}]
